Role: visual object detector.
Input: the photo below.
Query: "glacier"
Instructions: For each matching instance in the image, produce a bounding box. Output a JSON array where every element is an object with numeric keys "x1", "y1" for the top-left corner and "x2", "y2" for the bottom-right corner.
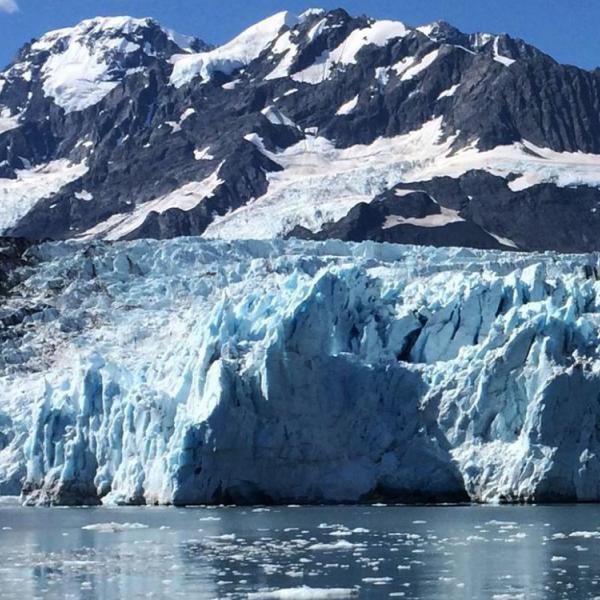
[{"x1": 1, "y1": 237, "x2": 599, "y2": 505}]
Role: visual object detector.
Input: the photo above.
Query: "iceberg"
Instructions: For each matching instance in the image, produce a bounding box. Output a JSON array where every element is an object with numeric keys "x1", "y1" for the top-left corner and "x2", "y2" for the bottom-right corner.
[{"x1": 1, "y1": 238, "x2": 599, "y2": 505}]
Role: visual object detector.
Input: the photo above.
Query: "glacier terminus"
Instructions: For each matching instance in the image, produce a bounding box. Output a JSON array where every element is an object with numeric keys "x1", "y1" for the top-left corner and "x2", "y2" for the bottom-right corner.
[{"x1": 1, "y1": 237, "x2": 599, "y2": 506}]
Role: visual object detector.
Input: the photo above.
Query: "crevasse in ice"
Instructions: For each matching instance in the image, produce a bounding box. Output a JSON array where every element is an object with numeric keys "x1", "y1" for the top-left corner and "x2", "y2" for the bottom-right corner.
[{"x1": 1, "y1": 238, "x2": 599, "y2": 505}]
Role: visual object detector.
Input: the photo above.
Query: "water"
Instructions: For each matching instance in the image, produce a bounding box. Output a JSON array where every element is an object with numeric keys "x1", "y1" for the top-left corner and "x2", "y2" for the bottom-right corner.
[{"x1": 1, "y1": 502, "x2": 600, "y2": 599}]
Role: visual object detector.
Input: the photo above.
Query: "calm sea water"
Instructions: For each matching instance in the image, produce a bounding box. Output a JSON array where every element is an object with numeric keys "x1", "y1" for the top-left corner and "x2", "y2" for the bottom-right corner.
[{"x1": 1, "y1": 501, "x2": 600, "y2": 599}]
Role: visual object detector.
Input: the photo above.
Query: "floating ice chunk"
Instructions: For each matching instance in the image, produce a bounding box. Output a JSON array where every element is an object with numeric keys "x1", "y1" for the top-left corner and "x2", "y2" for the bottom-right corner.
[
  {"x1": 0, "y1": 496, "x2": 21, "y2": 505},
  {"x1": 308, "y1": 540, "x2": 357, "y2": 551},
  {"x1": 568, "y1": 531, "x2": 600, "y2": 539},
  {"x1": 210, "y1": 533, "x2": 236, "y2": 541},
  {"x1": 248, "y1": 587, "x2": 359, "y2": 599},
  {"x1": 81, "y1": 522, "x2": 149, "y2": 533}
]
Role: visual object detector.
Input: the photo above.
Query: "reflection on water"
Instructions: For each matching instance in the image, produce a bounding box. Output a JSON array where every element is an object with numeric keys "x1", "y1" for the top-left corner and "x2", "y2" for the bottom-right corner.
[{"x1": 1, "y1": 502, "x2": 600, "y2": 599}]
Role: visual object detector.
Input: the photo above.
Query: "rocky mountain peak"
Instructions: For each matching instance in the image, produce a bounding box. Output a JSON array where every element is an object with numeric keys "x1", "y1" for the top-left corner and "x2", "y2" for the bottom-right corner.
[
  {"x1": 1, "y1": 9, "x2": 600, "y2": 254},
  {"x1": 1, "y1": 16, "x2": 208, "y2": 114}
]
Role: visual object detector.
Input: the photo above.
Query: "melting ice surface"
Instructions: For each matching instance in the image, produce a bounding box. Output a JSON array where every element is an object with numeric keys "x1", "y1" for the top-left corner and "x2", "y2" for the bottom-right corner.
[{"x1": 3, "y1": 504, "x2": 600, "y2": 599}]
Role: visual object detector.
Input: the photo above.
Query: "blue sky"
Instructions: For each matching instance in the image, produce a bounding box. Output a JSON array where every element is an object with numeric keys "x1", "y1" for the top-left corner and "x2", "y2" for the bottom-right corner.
[{"x1": 0, "y1": 0, "x2": 598, "y2": 70}]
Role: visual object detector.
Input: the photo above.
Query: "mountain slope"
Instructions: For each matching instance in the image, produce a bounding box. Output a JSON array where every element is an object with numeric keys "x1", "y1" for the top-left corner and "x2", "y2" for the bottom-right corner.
[{"x1": 1, "y1": 9, "x2": 600, "y2": 251}]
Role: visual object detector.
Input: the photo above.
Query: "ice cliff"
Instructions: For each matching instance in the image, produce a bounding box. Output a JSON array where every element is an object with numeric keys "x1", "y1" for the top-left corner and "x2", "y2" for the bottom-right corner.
[{"x1": 1, "y1": 238, "x2": 599, "y2": 505}]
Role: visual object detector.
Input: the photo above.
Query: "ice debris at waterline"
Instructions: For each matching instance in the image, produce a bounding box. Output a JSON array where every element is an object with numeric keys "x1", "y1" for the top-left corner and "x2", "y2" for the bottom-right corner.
[{"x1": 1, "y1": 238, "x2": 600, "y2": 505}]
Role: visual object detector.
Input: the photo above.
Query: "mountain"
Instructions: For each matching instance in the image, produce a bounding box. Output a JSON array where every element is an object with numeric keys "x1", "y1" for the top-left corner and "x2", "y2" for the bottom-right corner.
[
  {"x1": 1, "y1": 9, "x2": 600, "y2": 251},
  {"x1": 2, "y1": 237, "x2": 599, "y2": 505}
]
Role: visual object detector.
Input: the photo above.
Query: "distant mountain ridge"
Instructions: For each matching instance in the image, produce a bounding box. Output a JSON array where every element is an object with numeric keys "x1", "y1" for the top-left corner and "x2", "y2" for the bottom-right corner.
[{"x1": 1, "y1": 9, "x2": 600, "y2": 252}]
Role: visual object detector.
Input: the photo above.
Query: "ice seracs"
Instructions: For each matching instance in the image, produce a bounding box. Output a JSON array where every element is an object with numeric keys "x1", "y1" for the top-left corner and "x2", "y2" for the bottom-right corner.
[
  {"x1": 204, "y1": 115, "x2": 600, "y2": 242},
  {"x1": 205, "y1": 118, "x2": 454, "y2": 240},
  {"x1": 1, "y1": 237, "x2": 600, "y2": 506}
]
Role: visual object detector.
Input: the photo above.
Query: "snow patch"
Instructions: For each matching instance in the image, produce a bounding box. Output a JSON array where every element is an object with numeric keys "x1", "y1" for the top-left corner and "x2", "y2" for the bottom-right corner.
[
  {"x1": 265, "y1": 30, "x2": 300, "y2": 81},
  {"x1": 299, "y1": 9, "x2": 327, "y2": 22},
  {"x1": 194, "y1": 147, "x2": 215, "y2": 161},
  {"x1": 486, "y1": 231, "x2": 519, "y2": 249},
  {"x1": 375, "y1": 67, "x2": 391, "y2": 88},
  {"x1": 414, "y1": 138, "x2": 600, "y2": 189},
  {"x1": 437, "y1": 84, "x2": 461, "y2": 99},
  {"x1": 0, "y1": 110, "x2": 21, "y2": 134},
  {"x1": 222, "y1": 79, "x2": 241, "y2": 90},
  {"x1": 383, "y1": 207, "x2": 465, "y2": 229},
  {"x1": 493, "y1": 37, "x2": 516, "y2": 67},
  {"x1": 399, "y1": 50, "x2": 441, "y2": 81},
  {"x1": 336, "y1": 96, "x2": 359, "y2": 116},
  {"x1": 0, "y1": 159, "x2": 88, "y2": 232},
  {"x1": 74, "y1": 190, "x2": 93, "y2": 202},
  {"x1": 392, "y1": 56, "x2": 417, "y2": 77},
  {"x1": 165, "y1": 108, "x2": 196, "y2": 133},
  {"x1": 262, "y1": 106, "x2": 297, "y2": 128}
]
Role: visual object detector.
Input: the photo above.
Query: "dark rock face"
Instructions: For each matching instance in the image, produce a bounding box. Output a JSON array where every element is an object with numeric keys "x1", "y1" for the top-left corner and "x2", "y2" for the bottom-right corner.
[
  {"x1": 291, "y1": 186, "x2": 511, "y2": 250},
  {"x1": 295, "y1": 172, "x2": 600, "y2": 253},
  {"x1": 1, "y1": 10, "x2": 600, "y2": 251},
  {"x1": 0, "y1": 237, "x2": 34, "y2": 294}
]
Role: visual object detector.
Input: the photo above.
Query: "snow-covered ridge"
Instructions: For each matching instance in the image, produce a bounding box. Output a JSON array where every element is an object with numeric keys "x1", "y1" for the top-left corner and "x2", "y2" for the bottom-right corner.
[
  {"x1": 4, "y1": 16, "x2": 198, "y2": 113},
  {"x1": 169, "y1": 9, "x2": 514, "y2": 88},
  {"x1": 170, "y1": 11, "x2": 298, "y2": 88},
  {"x1": 1, "y1": 238, "x2": 600, "y2": 505},
  {"x1": 291, "y1": 20, "x2": 410, "y2": 85}
]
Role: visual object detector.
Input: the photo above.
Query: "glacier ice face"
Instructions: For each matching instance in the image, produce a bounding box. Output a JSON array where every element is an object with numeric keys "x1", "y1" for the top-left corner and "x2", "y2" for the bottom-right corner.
[{"x1": 1, "y1": 238, "x2": 600, "y2": 505}]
